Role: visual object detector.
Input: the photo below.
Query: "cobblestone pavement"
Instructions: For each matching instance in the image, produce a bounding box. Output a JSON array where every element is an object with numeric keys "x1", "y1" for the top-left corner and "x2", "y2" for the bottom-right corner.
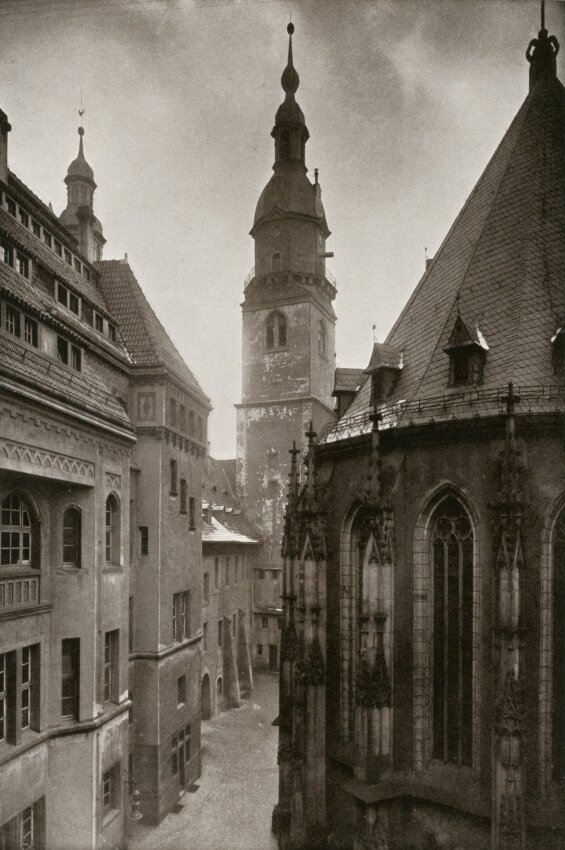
[{"x1": 129, "y1": 670, "x2": 279, "y2": 850}]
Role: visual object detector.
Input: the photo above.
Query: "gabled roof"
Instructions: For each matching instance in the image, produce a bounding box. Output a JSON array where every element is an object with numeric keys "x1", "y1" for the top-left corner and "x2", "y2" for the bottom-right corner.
[
  {"x1": 333, "y1": 62, "x2": 565, "y2": 434},
  {"x1": 95, "y1": 259, "x2": 209, "y2": 402},
  {"x1": 202, "y1": 456, "x2": 262, "y2": 546},
  {"x1": 333, "y1": 368, "x2": 364, "y2": 395}
]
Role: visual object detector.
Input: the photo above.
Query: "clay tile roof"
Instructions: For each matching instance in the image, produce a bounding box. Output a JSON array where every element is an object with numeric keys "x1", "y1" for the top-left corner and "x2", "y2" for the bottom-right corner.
[
  {"x1": 201, "y1": 456, "x2": 262, "y2": 544},
  {"x1": 331, "y1": 70, "x2": 565, "y2": 433},
  {"x1": 0, "y1": 333, "x2": 131, "y2": 428},
  {"x1": 333, "y1": 367, "x2": 364, "y2": 395},
  {"x1": 95, "y1": 259, "x2": 209, "y2": 401}
]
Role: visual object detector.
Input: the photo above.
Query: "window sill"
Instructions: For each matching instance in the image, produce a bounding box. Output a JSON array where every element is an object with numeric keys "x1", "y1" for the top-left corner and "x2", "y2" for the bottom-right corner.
[
  {"x1": 102, "y1": 565, "x2": 122, "y2": 574},
  {"x1": 264, "y1": 347, "x2": 288, "y2": 354}
]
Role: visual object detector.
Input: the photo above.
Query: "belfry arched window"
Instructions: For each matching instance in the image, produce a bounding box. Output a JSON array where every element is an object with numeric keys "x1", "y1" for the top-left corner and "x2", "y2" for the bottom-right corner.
[
  {"x1": 266, "y1": 311, "x2": 287, "y2": 350},
  {"x1": 318, "y1": 320, "x2": 326, "y2": 357},
  {"x1": 430, "y1": 496, "x2": 473, "y2": 766},
  {"x1": 1, "y1": 493, "x2": 37, "y2": 568},
  {"x1": 552, "y1": 506, "x2": 565, "y2": 783}
]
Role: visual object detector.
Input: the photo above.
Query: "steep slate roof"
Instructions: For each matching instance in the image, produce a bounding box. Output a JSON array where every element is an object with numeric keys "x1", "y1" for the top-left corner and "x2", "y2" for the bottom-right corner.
[
  {"x1": 333, "y1": 368, "x2": 364, "y2": 395},
  {"x1": 96, "y1": 260, "x2": 209, "y2": 401},
  {"x1": 332, "y1": 58, "x2": 565, "y2": 436}
]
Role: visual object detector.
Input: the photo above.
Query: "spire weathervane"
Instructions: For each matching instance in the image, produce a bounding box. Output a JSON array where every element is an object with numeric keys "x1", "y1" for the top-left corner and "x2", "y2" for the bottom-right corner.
[{"x1": 541, "y1": 0, "x2": 545, "y2": 31}]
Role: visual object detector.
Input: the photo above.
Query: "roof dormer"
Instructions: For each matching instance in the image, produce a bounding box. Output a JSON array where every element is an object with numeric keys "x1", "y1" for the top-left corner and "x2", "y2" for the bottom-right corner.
[{"x1": 443, "y1": 315, "x2": 488, "y2": 387}]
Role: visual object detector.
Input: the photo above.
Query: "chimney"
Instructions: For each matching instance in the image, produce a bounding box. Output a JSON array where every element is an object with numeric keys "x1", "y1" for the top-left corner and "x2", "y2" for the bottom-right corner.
[{"x1": 0, "y1": 110, "x2": 11, "y2": 183}]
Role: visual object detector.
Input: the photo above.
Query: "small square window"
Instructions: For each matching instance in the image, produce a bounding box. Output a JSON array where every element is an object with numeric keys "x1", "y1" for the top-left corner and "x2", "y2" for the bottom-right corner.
[
  {"x1": 16, "y1": 253, "x2": 29, "y2": 278},
  {"x1": 95, "y1": 313, "x2": 104, "y2": 333},
  {"x1": 74, "y1": 258, "x2": 81, "y2": 273},
  {"x1": 102, "y1": 764, "x2": 120, "y2": 814},
  {"x1": 64, "y1": 249, "x2": 72, "y2": 265},
  {"x1": 19, "y1": 209, "x2": 29, "y2": 227},
  {"x1": 54, "y1": 240, "x2": 62, "y2": 257},
  {"x1": 43, "y1": 231, "x2": 52, "y2": 249},
  {"x1": 6, "y1": 197, "x2": 16, "y2": 216},
  {"x1": 261, "y1": 616, "x2": 269, "y2": 630},
  {"x1": 108, "y1": 324, "x2": 116, "y2": 342},
  {"x1": 257, "y1": 644, "x2": 263, "y2": 656},
  {"x1": 84, "y1": 267, "x2": 91, "y2": 282},
  {"x1": 177, "y1": 675, "x2": 186, "y2": 706},
  {"x1": 32, "y1": 220, "x2": 41, "y2": 237},
  {"x1": 1, "y1": 240, "x2": 13, "y2": 266},
  {"x1": 57, "y1": 283, "x2": 68, "y2": 308},
  {"x1": 6, "y1": 305, "x2": 21, "y2": 337}
]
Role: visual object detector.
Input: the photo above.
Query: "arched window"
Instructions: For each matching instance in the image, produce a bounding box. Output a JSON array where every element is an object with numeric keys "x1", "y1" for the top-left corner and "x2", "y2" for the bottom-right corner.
[
  {"x1": 1, "y1": 493, "x2": 35, "y2": 567},
  {"x1": 63, "y1": 507, "x2": 81, "y2": 567},
  {"x1": 430, "y1": 496, "x2": 473, "y2": 766},
  {"x1": 318, "y1": 320, "x2": 326, "y2": 357},
  {"x1": 272, "y1": 252, "x2": 281, "y2": 272},
  {"x1": 266, "y1": 311, "x2": 287, "y2": 350},
  {"x1": 553, "y1": 506, "x2": 565, "y2": 783},
  {"x1": 105, "y1": 495, "x2": 120, "y2": 565}
]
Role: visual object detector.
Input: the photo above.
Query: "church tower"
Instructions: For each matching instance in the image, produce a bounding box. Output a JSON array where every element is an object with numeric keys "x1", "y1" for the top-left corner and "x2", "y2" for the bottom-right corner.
[
  {"x1": 236, "y1": 23, "x2": 337, "y2": 575},
  {"x1": 60, "y1": 122, "x2": 105, "y2": 262}
]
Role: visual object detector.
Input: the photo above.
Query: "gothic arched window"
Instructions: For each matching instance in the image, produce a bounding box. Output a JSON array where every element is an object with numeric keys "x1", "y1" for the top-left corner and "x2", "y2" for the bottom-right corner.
[
  {"x1": 553, "y1": 506, "x2": 565, "y2": 783},
  {"x1": 266, "y1": 311, "x2": 287, "y2": 350},
  {"x1": 318, "y1": 320, "x2": 326, "y2": 357},
  {"x1": 431, "y1": 496, "x2": 473, "y2": 766},
  {"x1": 63, "y1": 507, "x2": 81, "y2": 568},
  {"x1": 105, "y1": 495, "x2": 120, "y2": 565},
  {"x1": 1, "y1": 493, "x2": 36, "y2": 567}
]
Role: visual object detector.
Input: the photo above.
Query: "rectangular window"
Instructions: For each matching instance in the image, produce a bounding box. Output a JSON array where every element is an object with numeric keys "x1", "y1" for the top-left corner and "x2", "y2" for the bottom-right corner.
[
  {"x1": 170, "y1": 459, "x2": 178, "y2": 496},
  {"x1": 69, "y1": 292, "x2": 80, "y2": 314},
  {"x1": 177, "y1": 675, "x2": 186, "y2": 706},
  {"x1": 170, "y1": 398, "x2": 177, "y2": 428},
  {"x1": 64, "y1": 248, "x2": 72, "y2": 265},
  {"x1": 189, "y1": 497, "x2": 196, "y2": 530},
  {"x1": 84, "y1": 267, "x2": 91, "y2": 282},
  {"x1": 61, "y1": 638, "x2": 80, "y2": 720},
  {"x1": 262, "y1": 616, "x2": 269, "y2": 630},
  {"x1": 235, "y1": 556, "x2": 239, "y2": 585},
  {"x1": 57, "y1": 283, "x2": 68, "y2": 307},
  {"x1": 214, "y1": 557, "x2": 219, "y2": 589},
  {"x1": 32, "y1": 220, "x2": 41, "y2": 237},
  {"x1": 103, "y1": 630, "x2": 119, "y2": 704},
  {"x1": 203, "y1": 572, "x2": 209, "y2": 604},
  {"x1": 6, "y1": 305, "x2": 21, "y2": 337},
  {"x1": 54, "y1": 239, "x2": 62, "y2": 257},
  {"x1": 18, "y1": 208, "x2": 29, "y2": 227},
  {"x1": 180, "y1": 479, "x2": 187, "y2": 514},
  {"x1": 225, "y1": 557, "x2": 230, "y2": 587},
  {"x1": 139, "y1": 526, "x2": 148, "y2": 556},
  {"x1": 257, "y1": 644, "x2": 263, "y2": 656},
  {"x1": 108, "y1": 324, "x2": 116, "y2": 342},
  {"x1": 6, "y1": 197, "x2": 16, "y2": 216},
  {"x1": 128, "y1": 597, "x2": 134, "y2": 654},
  {"x1": 0, "y1": 799, "x2": 45, "y2": 850},
  {"x1": 71, "y1": 345, "x2": 81, "y2": 371},
  {"x1": 218, "y1": 620, "x2": 223, "y2": 648},
  {"x1": 74, "y1": 258, "x2": 81, "y2": 273},
  {"x1": 16, "y1": 253, "x2": 29, "y2": 278},
  {"x1": 1, "y1": 239, "x2": 13, "y2": 266},
  {"x1": 95, "y1": 312, "x2": 103, "y2": 332},
  {"x1": 173, "y1": 591, "x2": 190, "y2": 642},
  {"x1": 179, "y1": 404, "x2": 186, "y2": 431},
  {"x1": 21, "y1": 647, "x2": 31, "y2": 729},
  {"x1": 57, "y1": 336, "x2": 69, "y2": 365},
  {"x1": 24, "y1": 316, "x2": 38, "y2": 347},
  {"x1": 43, "y1": 231, "x2": 52, "y2": 249},
  {"x1": 171, "y1": 734, "x2": 178, "y2": 775},
  {"x1": 203, "y1": 622, "x2": 208, "y2": 651},
  {"x1": 102, "y1": 764, "x2": 120, "y2": 814},
  {"x1": 277, "y1": 617, "x2": 282, "y2": 631}
]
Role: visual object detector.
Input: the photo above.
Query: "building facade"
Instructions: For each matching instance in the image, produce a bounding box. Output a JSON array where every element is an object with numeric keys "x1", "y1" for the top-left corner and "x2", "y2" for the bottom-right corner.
[
  {"x1": 275, "y1": 16, "x2": 565, "y2": 850},
  {"x1": 0, "y1": 110, "x2": 210, "y2": 846},
  {"x1": 236, "y1": 26, "x2": 337, "y2": 674},
  {"x1": 201, "y1": 457, "x2": 259, "y2": 717}
]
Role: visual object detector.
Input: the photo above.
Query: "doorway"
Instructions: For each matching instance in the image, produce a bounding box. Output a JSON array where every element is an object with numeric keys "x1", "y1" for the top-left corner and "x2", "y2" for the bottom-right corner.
[
  {"x1": 201, "y1": 673, "x2": 211, "y2": 720},
  {"x1": 269, "y1": 644, "x2": 278, "y2": 671}
]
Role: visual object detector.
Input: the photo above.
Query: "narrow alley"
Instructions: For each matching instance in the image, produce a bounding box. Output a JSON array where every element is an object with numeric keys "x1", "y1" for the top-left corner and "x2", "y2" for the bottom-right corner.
[{"x1": 129, "y1": 672, "x2": 279, "y2": 850}]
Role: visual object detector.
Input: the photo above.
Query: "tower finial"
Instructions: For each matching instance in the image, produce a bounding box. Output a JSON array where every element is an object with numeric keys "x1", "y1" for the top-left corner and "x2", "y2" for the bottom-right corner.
[
  {"x1": 541, "y1": 0, "x2": 545, "y2": 31},
  {"x1": 281, "y1": 22, "x2": 299, "y2": 95},
  {"x1": 526, "y1": 0, "x2": 559, "y2": 88}
]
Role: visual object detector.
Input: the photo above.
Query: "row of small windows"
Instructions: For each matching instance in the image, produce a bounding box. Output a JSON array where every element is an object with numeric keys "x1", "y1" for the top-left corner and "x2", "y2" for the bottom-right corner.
[
  {"x1": 2, "y1": 189, "x2": 93, "y2": 281},
  {"x1": 0, "y1": 493, "x2": 120, "y2": 570},
  {"x1": 1, "y1": 235, "x2": 30, "y2": 278},
  {"x1": 169, "y1": 398, "x2": 205, "y2": 441},
  {"x1": 202, "y1": 554, "x2": 248, "y2": 602},
  {"x1": 2, "y1": 301, "x2": 83, "y2": 371},
  {"x1": 264, "y1": 310, "x2": 326, "y2": 356}
]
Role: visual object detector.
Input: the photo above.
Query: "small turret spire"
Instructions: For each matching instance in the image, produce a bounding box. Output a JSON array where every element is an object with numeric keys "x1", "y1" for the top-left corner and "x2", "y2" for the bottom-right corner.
[{"x1": 526, "y1": 1, "x2": 560, "y2": 89}]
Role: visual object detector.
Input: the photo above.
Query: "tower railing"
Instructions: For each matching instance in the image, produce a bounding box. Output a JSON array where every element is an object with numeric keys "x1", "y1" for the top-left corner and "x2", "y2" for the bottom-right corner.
[{"x1": 243, "y1": 265, "x2": 337, "y2": 291}]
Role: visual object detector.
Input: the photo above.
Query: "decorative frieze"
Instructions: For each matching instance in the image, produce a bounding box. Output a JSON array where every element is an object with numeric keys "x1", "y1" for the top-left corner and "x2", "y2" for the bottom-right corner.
[
  {"x1": 105, "y1": 471, "x2": 121, "y2": 491},
  {"x1": 0, "y1": 437, "x2": 95, "y2": 483}
]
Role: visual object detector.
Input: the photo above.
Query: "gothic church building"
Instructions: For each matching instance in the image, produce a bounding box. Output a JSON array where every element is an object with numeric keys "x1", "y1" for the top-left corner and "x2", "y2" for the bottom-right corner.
[{"x1": 275, "y1": 12, "x2": 565, "y2": 850}]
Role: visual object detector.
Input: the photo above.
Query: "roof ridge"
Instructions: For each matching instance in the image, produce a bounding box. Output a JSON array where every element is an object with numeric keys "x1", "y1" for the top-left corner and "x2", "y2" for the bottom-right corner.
[{"x1": 401, "y1": 84, "x2": 537, "y2": 400}]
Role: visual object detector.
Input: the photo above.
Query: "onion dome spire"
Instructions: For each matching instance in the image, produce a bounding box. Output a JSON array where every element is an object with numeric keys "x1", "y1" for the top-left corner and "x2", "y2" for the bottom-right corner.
[
  {"x1": 272, "y1": 23, "x2": 309, "y2": 167},
  {"x1": 67, "y1": 124, "x2": 95, "y2": 184},
  {"x1": 526, "y1": 0, "x2": 560, "y2": 89},
  {"x1": 281, "y1": 23, "x2": 299, "y2": 95}
]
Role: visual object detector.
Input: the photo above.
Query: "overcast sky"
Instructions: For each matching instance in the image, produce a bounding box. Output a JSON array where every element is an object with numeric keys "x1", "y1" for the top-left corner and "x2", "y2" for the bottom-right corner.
[{"x1": 1, "y1": 0, "x2": 563, "y2": 456}]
